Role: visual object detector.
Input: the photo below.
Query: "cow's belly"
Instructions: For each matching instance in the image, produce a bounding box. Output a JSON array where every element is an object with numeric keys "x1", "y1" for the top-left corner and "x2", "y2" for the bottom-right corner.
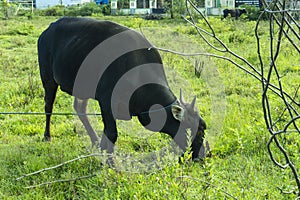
[{"x1": 52, "y1": 52, "x2": 91, "y2": 98}]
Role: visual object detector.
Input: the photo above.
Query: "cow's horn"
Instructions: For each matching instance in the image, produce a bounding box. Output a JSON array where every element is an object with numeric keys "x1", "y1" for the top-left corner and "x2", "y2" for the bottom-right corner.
[
  {"x1": 191, "y1": 96, "x2": 197, "y2": 109},
  {"x1": 179, "y1": 89, "x2": 185, "y2": 104}
]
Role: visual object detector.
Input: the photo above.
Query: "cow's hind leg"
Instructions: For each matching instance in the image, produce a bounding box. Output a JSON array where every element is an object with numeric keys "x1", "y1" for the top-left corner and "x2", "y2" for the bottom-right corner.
[
  {"x1": 43, "y1": 80, "x2": 58, "y2": 141},
  {"x1": 74, "y1": 98, "x2": 99, "y2": 146}
]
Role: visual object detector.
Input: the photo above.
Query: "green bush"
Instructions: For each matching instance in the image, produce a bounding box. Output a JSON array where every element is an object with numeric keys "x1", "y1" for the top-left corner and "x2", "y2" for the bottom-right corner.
[
  {"x1": 64, "y1": 6, "x2": 78, "y2": 16},
  {"x1": 42, "y1": 5, "x2": 65, "y2": 16},
  {"x1": 7, "y1": 23, "x2": 35, "y2": 35},
  {"x1": 77, "y1": 2, "x2": 102, "y2": 16},
  {"x1": 243, "y1": 5, "x2": 262, "y2": 21},
  {"x1": 37, "y1": 3, "x2": 106, "y2": 17},
  {"x1": 101, "y1": 4, "x2": 111, "y2": 15},
  {"x1": 64, "y1": 2, "x2": 103, "y2": 16}
]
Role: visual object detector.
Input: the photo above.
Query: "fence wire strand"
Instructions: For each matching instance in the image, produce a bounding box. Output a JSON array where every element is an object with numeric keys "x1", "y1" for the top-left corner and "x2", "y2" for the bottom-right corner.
[
  {"x1": 0, "y1": 112, "x2": 101, "y2": 116},
  {"x1": 185, "y1": 0, "x2": 300, "y2": 196}
]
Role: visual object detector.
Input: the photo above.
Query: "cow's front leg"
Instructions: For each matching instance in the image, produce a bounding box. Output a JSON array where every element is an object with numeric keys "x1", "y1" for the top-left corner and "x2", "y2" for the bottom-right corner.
[
  {"x1": 100, "y1": 108, "x2": 118, "y2": 154},
  {"x1": 100, "y1": 110, "x2": 117, "y2": 167}
]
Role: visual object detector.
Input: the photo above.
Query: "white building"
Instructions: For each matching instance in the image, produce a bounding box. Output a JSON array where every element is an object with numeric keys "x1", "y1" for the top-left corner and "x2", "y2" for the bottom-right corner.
[
  {"x1": 111, "y1": 0, "x2": 164, "y2": 15},
  {"x1": 205, "y1": 0, "x2": 235, "y2": 15}
]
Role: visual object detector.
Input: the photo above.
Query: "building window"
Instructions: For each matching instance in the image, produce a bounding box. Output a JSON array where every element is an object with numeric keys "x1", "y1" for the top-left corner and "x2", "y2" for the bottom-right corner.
[
  {"x1": 137, "y1": 0, "x2": 149, "y2": 8},
  {"x1": 206, "y1": 0, "x2": 212, "y2": 7}
]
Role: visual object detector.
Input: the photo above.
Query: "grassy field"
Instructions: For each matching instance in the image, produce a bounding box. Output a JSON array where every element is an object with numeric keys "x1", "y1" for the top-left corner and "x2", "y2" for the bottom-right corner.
[{"x1": 0, "y1": 15, "x2": 299, "y2": 199}]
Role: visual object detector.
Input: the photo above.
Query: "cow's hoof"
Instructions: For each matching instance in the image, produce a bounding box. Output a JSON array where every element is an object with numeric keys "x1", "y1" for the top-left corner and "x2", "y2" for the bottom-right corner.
[
  {"x1": 106, "y1": 156, "x2": 115, "y2": 168},
  {"x1": 42, "y1": 136, "x2": 51, "y2": 142},
  {"x1": 92, "y1": 140, "x2": 101, "y2": 149},
  {"x1": 192, "y1": 157, "x2": 204, "y2": 162}
]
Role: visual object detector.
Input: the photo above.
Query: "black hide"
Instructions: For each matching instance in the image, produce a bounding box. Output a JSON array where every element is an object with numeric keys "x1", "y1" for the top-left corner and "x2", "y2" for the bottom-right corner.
[{"x1": 38, "y1": 17, "x2": 206, "y2": 160}]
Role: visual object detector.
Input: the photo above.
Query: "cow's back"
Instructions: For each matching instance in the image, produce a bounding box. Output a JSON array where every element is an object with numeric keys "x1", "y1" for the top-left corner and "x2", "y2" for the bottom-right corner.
[
  {"x1": 38, "y1": 17, "x2": 169, "y2": 113},
  {"x1": 38, "y1": 17, "x2": 130, "y2": 95}
]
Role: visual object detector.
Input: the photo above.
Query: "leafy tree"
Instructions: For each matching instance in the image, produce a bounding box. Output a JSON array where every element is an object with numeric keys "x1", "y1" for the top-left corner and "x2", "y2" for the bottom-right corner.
[
  {"x1": 164, "y1": 0, "x2": 185, "y2": 18},
  {"x1": 117, "y1": 0, "x2": 129, "y2": 9},
  {"x1": 165, "y1": 0, "x2": 200, "y2": 19}
]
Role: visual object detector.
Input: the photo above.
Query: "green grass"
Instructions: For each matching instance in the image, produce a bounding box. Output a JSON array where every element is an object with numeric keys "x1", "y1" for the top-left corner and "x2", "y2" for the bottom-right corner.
[{"x1": 0, "y1": 15, "x2": 299, "y2": 199}]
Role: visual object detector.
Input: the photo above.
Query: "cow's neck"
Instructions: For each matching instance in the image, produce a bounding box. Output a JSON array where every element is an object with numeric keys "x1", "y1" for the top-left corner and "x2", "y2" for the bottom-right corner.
[
  {"x1": 129, "y1": 84, "x2": 176, "y2": 116},
  {"x1": 130, "y1": 84, "x2": 180, "y2": 136}
]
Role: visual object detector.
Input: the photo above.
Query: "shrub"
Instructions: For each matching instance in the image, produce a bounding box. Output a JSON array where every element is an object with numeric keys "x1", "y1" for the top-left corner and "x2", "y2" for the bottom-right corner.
[
  {"x1": 77, "y1": 2, "x2": 102, "y2": 16},
  {"x1": 42, "y1": 5, "x2": 65, "y2": 16},
  {"x1": 64, "y1": 6, "x2": 79, "y2": 16},
  {"x1": 242, "y1": 5, "x2": 262, "y2": 21},
  {"x1": 37, "y1": 3, "x2": 106, "y2": 17},
  {"x1": 101, "y1": 4, "x2": 111, "y2": 15}
]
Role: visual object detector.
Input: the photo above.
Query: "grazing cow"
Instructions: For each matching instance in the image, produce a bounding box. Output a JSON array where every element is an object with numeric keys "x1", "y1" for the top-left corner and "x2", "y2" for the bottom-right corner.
[
  {"x1": 223, "y1": 8, "x2": 247, "y2": 20},
  {"x1": 38, "y1": 17, "x2": 206, "y2": 160}
]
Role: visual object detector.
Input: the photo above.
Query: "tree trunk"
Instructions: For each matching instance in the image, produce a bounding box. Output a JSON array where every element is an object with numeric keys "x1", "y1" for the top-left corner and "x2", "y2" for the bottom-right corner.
[{"x1": 170, "y1": 0, "x2": 174, "y2": 18}]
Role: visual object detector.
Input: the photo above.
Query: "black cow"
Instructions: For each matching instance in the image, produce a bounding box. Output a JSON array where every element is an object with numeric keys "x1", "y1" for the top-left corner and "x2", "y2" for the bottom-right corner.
[
  {"x1": 38, "y1": 17, "x2": 206, "y2": 160},
  {"x1": 223, "y1": 9, "x2": 247, "y2": 20}
]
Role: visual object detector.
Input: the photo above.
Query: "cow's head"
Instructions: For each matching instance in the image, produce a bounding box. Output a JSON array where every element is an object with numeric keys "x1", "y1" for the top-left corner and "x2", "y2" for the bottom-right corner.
[
  {"x1": 137, "y1": 89, "x2": 206, "y2": 160},
  {"x1": 241, "y1": 9, "x2": 247, "y2": 14},
  {"x1": 170, "y1": 89, "x2": 206, "y2": 160}
]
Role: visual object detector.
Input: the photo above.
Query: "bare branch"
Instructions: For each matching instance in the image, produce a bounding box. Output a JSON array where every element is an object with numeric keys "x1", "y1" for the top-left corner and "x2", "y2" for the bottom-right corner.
[
  {"x1": 185, "y1": 0, "x2": 300, "y2": 196},
  {"x1": 16, "y1": 153, "x2": 106, "y2": 181}
]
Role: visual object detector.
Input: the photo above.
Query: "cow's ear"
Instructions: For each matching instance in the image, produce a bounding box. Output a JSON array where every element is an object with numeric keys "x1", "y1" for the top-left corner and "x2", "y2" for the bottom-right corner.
[{"x1": 171, "y1": 105, "x2": 184, "y2": 121}]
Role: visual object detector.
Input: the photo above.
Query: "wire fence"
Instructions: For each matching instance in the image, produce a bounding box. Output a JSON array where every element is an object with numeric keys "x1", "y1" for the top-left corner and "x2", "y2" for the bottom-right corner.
[
  {"x1": 0, "y1": 111, "x2": 101, "y2": 116},
  {"x1": 184, "y1": 0, "x2": 300, "y2": 196}
]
